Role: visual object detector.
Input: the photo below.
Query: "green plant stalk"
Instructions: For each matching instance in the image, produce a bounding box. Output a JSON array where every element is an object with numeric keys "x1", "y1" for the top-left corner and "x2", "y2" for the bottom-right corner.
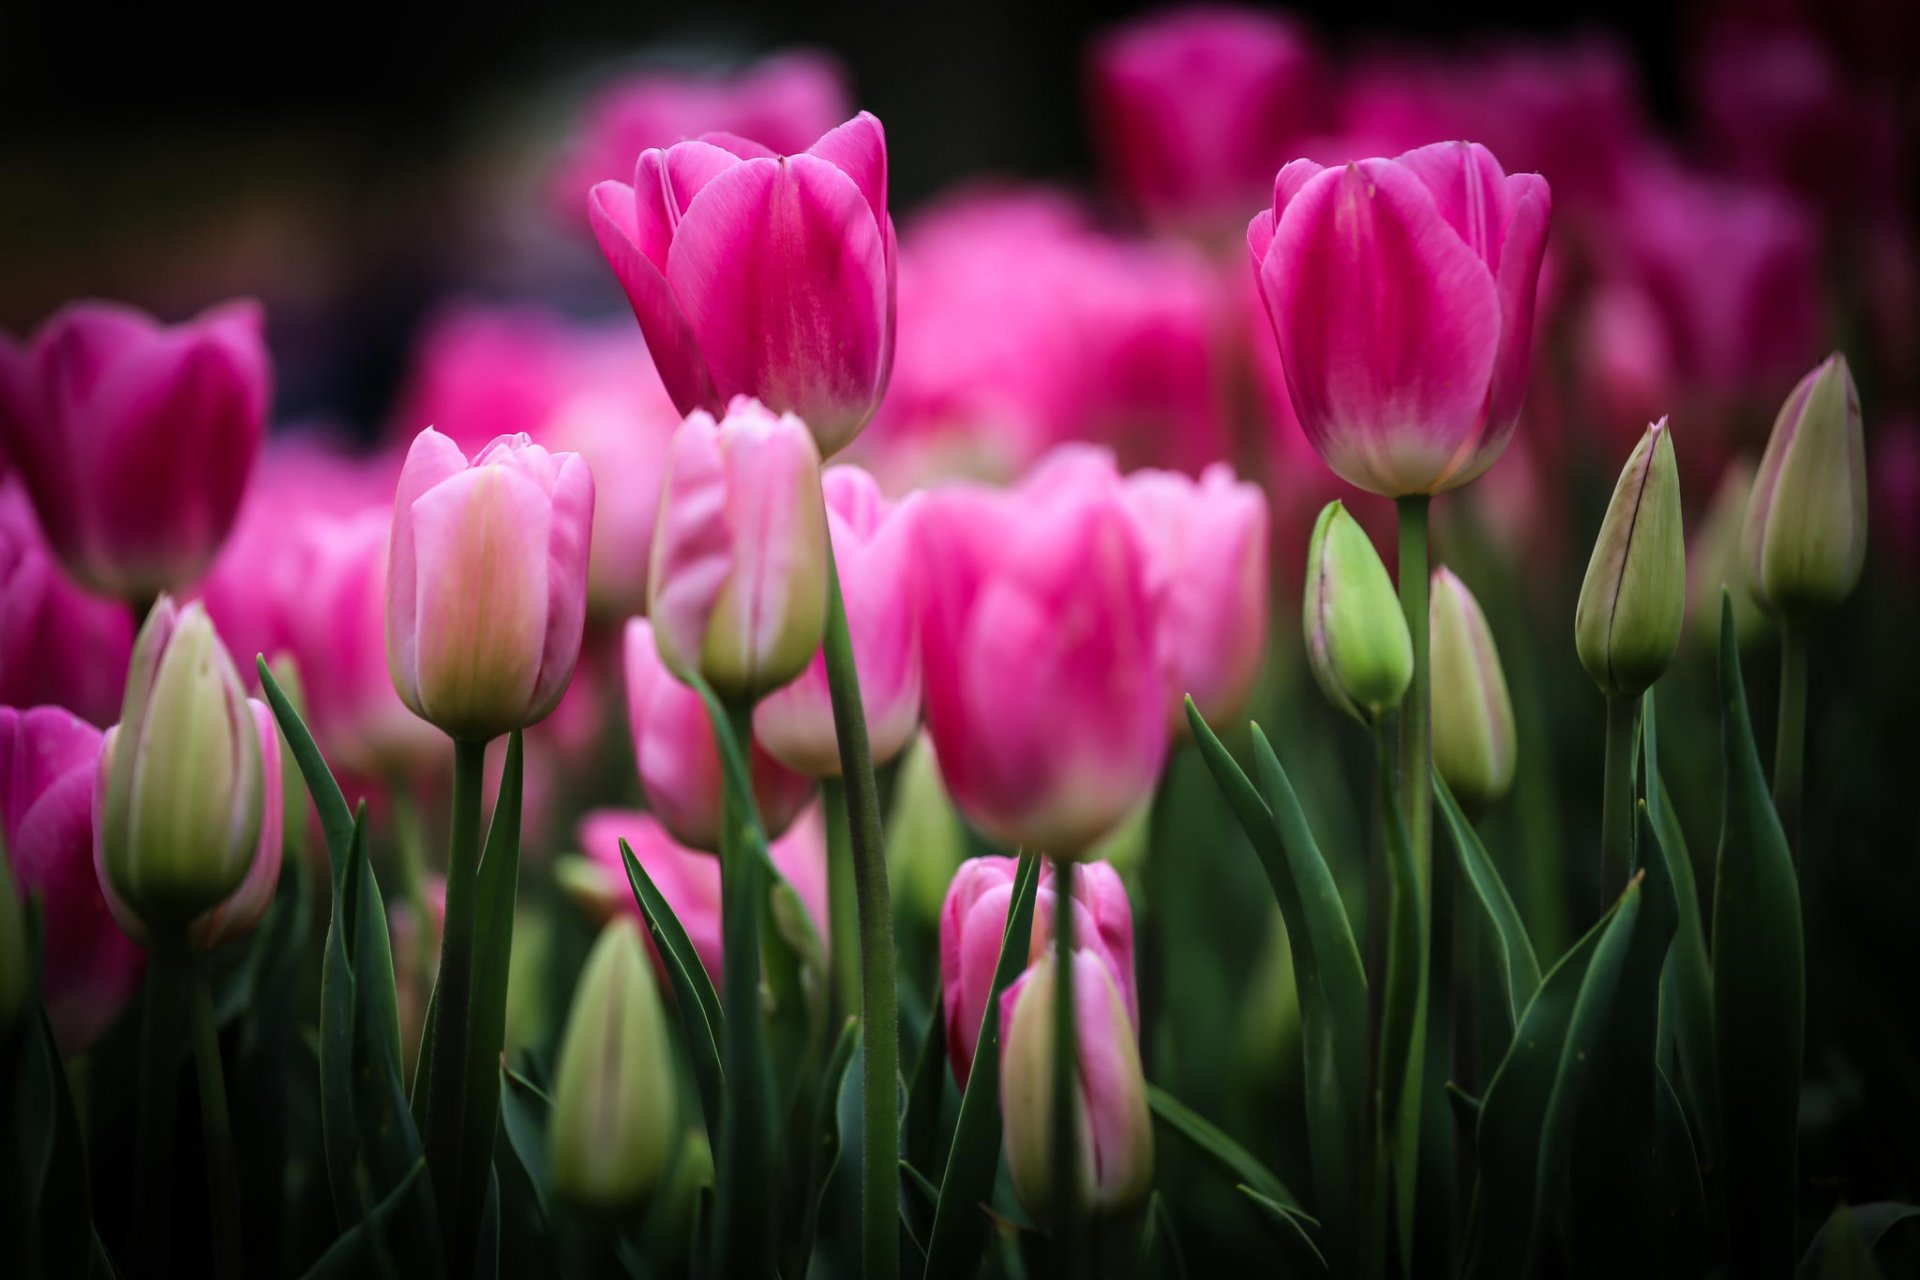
[
  {"x1": 132, "y1": 933, "x2": 185, "y2": 1274},
  {"x1": 823, "y1": 776, "x2": 861, "y2": 1022},
  {"x1": 1396, "y1": 496, "x2": 1433, "y2": 885},
  {"x1": 1374, "y1": 720, "x2": 1427, "y2": 1277},
  {"x1": 189, "y1": 951, "x2": 243, "y2": 1280},
  {"x1": 1772, "y1": 621, "x2": 1808, "y2": 856},
  {"x1": 1051, "y1": 856, "x2": 1085, "y2": 1280},
  {"x1": 1601, "y1": 695, "x2": 1639, "y2": 907},
  {"x1": 422, "y1": 736, "x2": 488, "y2": 1257},
  {"x1": 820, "y1": 549, "x2": 899, "y2": 1280}
]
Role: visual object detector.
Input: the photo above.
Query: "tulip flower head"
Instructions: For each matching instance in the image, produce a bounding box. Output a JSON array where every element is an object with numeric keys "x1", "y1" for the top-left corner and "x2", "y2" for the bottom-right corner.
[
  {"x1": 1304, "y1": 502, "x2": 1413, "y2": 723},
  {"x1": 589, "y1": 112, "x2": 897, "y2": 458},
  {"x1": 1429, "y1": 568, "x2": 1517, "y2": 812},
  {"x1": 385, "y1": 429, "x2": 595, "y2": 743},
  {"x1": 1249, "y1": 141, "x2": 1551, "y2": 496},
  {"x1": 1576, "y1": 419, "x2": 1685, "y2": 698},
  {"x1": 1, "y1": 484, "x2": 134, "y2": 726},
  {"x1": 1742, "y1": 354, "x2": 1868, "y2": 619}
]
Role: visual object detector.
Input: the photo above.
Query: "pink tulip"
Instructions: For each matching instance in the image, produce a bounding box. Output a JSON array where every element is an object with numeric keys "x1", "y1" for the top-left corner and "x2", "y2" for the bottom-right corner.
[
  {"x1": 1, "y1": 485, "x2": 133, "y2": 727},
  {"x1": 1249, "y1": 141, "x2": 1552, "y2": 497},
  {"x1": 0, "y1": 707, "x2": 144, "y2": 1053},
  {"x1": 647, "y1": 398, "x2": 829, "y2": 703},
  {"x1": 1088, "y1": 6, "x2": 1326, "y2": 229},
  {"x1": 589, "y1": 113, "x2": 897, "y2": 457},
  {"x1": 386, "y1": 429, "x2": 595, "y2": 742},
  {"x1": 754, "y1": 466, "x2": 921, "y2": 776},
  {"x1": 171, "y1": 700, "x2": 285, "y2": 949},
  {"x1": 0, "y1": 299, "x2": 270, "y2": 598},
  {"x1": 623, "y1": 617, "x2": 814, "y2": 853},
  {"x1": 915, "y1": 451, "x2": 1168, "y2": 856},
  {"x1": 540, "y1": 384, "x2": 680, "y2": 622},
  {"x1": 572, "y1": 806, "x2": 828, "y2": 988},
  {"x1": 1121, "y1": 462, "x2": 1269, "y2": 728},
  {"x1": 939, "y1": 855, "x2": 1137, "y2": 1085}
]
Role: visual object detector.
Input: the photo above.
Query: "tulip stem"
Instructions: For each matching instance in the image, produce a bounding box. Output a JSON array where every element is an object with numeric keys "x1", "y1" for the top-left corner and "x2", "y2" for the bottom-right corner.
[
  {"x1": 1395, "y1": 496, "x2": 1433, "y2": 884},
  {"x1": 820, "y1": 547, "x2": 899, "y2": 1280},
  {"x1": 1050, "y1": 856, "x2": 1086, "y2": 1280},
  {"x1": 1773, "y1": 622, "x2": 1808, "y2": 857},
  {"x1": 1601, "y1": 694, "x2": 1639, "y2": 907},
  {"x1": 132, "y1": 935, "x2": 185, "y2": 1276},
  {"x1": 423, "y1": 736, "x2": 488, "y2": 1264},
  {"x1": 189, "y1": 950, "x2": 243, "y2": 1280},
  {"x1": 823, "y1": 776, "x2": 862, "y2": 1022}
]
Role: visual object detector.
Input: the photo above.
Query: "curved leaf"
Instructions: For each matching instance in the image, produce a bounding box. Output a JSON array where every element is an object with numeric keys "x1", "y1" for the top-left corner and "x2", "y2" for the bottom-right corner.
[
  {"x1": 1798, "y1": 1203, "x2": 1920, "y2": 1280},
  {"x1": 1146, "y1": 1084, "x2": 1305, "y2": 1215},
  {"x1": 621, "y1": 840, "x2": 725, "y2": 1135},
  {"x1": 1435, "y1": 774, "x2": 1541, "y2": 1034},
  {"x1": 1240, "y1": 1186, "x2": 1329, "y2": 1273}
]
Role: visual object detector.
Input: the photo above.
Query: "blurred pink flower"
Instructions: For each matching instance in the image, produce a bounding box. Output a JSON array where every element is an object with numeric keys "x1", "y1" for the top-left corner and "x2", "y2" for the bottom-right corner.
[
  {"x1": 1872, "y1": 415, "x2": 1920, "y2": 580},
  {"x1": 1, "y1": 484, "x2": 132, "y2": 727}
]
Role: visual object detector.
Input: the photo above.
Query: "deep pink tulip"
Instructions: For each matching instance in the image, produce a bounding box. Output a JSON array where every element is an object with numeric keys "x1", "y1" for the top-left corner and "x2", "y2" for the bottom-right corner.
[
  {"x1": 573, "y1": 806, "x2": 828, "y2": 987},
  {"x1": 0, "y1": 299, "x2": 270, "y2": 598},
  {"x1": 0, "y1": 707, "x2": 144, "y2": 1053},
  {"x1": 1088, "y1": 6, "x2": 1325, "y2": 228},
  {"x1": 1, "y1": 485, "x2": 133, "y2": 727},
  {"x1": 915, "y1": 452, "x2": 1168, "y2": 856},
  {"x1": 1249, "y1": 141, "x2": 1552, "y2": 496},
  {"x1": 623, "y1": 617, "x2": 814, "y2": 853},
  {"x1": 754, "y1": 466, "x2": 921, "y2": 777},
  {"x1": 1122, "y1": 462, "x2": 1269, "y2": 728},
  {"x1": 386, "y1": 429, "x2": 595, "y2": 742},
  {"x1": 647, "y1": 398, "x2": 829, "y2": 703},
  {"x1": 589, "y1": 113, "x2": 897, "y2": 457},
  {"x1": 939, "y1": 855, "x2": 1137, "y2": 1085}
]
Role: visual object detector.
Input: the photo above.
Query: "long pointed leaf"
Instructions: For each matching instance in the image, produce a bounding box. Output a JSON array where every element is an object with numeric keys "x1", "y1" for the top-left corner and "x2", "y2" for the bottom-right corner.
[
  {"x1": 621, "y1": 841, "x2": 725, "y2": 1134},
  {"x1": 1146, "y1": 1084, "x2": 1304, "y2": 1214},
  {"x1": 1435, "y1": 774, "x2": 1541, "y2": 1034},
  {"x1": 299, "y1": 1160, "x2": 433, "y2": 1280},
  {"x1": 257, "y1": 656, "x2": 354, "y2": 874},
  {"x1": 1240, "y1": 1186, "x2": 1329, "y2": 1273}
]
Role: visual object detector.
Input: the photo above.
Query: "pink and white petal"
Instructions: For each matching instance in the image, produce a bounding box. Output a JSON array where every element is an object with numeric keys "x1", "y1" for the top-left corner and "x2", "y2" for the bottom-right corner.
[
  {"x1": 386, "y1": 429, "x2": 470, "y2": 709},
  {"x1": 647, "y1": 414, "x2": 734, "y2": 680},
  {"x1": 525, "y1": 451, "x2": 595, "y2": 722}
]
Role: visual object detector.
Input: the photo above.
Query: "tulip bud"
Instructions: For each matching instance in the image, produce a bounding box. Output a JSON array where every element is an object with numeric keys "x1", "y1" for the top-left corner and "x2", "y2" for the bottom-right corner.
[
  {"x1": 1742, "y1": 353, "x2": 1868, "y2": 617},
  {"x1": 1576, "y1": 418, "x2": 1685, "y2": 697},
  {"x1": 0, "y1": 835, "x2": 27, "y2": 1036},
  {"x1": 1304, "y1": 501, "x2": 1413, "y2": 723},
  {"x1": 649, "y1": 398, "x2": 830, "y2": 704},
  {"x1": 1429, "y1": 568, "x2": 1517, "y2": 812},
  {"x1": 999, "y1": 949, "x2": 1153, "y2": 1219},
  {"x1": 549, "y1": 917, "x2": 677, "y2": 1209},
  {"x1": 94, "y1": 599, "x2": 270, "y2": 941}
]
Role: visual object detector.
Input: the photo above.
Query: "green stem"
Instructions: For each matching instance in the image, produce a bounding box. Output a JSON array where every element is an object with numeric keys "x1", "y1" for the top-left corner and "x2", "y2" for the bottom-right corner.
[
  {"x1": 190, "y1": 952, "x2": 243, "y2": 1280},
  {"x1": 823, "y1": 776, "x2": 861, "y2": 1022},
  {"x1": 1050, "y1": 857, "x2": 1085, "y2": 1280},
  {"x1": 132, "y1": 935, "x2": 185, "y2": 1276},
  {"x1": 820, "y1": 548, "x2": 899, "y2": 1280},
  {"x1": 423, "y1": 736, "x2": 488, "y2": 1258},
  {"x1": 1374, "y1": 719, "x2": 1427, "y2": 1278},
  {"x1": 1600, "y1": 695, "x2": 1638, "y2": 908},
  {"x1": 1772, "y1": 622, "x2": 1808, "y2": 857},
  {"x1": 1396, "y1": 496, "x2": 1433, "y2": 887}
]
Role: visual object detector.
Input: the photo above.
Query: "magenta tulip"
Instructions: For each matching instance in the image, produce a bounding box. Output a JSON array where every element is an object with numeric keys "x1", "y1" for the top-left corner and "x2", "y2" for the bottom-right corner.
[
  {"x1": 386, "y1": 429, "x2": 595, "y2": 742},
  {"x1": 589, "y1": 113, "x2": 897, "y2": 457},
  {"x1": 0, "y1": 299, "x2": 270, "y2": 598},
  {"x1": 915, "y1": 451, "x2": 1168, "y2": 856},
  {"x1": 1249, "y1": 141, "x2": 1552, "y2": 496},
  {"x1": 754, "y1": 466, "x2": 921, "y2": 776},
  {"x1": 623, "y1": 618, "x2": 814, "y2": 853},
  {"x1": 0, "y1": 707, "x2": 144, "y2": 1052},
  {"x1": 939, "y1": 855, "x2": 1137, "y2": 1085},
  {"x1": 1, "y1": 486, "x2": 133, "y2": 727}
]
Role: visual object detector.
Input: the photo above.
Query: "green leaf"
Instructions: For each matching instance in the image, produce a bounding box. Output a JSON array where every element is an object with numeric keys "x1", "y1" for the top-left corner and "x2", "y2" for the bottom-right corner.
[
  {"x1": 1239, "y1": 1185, "x2": 1329, "y2": 1273},
  {"x1": 923, "y1": 850, "x2": 1042, "y2": 1280},
  {"x1": 299, "y1": 1160, "x2": 434, "y2": 1280},
  {"x1": 1145, "y1": 1084, "x2": 1305, "y2": 1214},
  {"x1": 1363, "y1": 730, "x2": 1425, "y2": 1269},
  {"x1": 1711, "y1": 593, "x2": 1805, "y2": 1279},
  {"x1": 900, "y1": 1160, "x2": 941, "y2": 1253},
  {"x1": 905, "y1": 1001, "x2": 951, "y2": 1179},
  {"x1": 25, "y1": 1008, "x2": 92, "y2": 1279},
  {"x1": 1131, "y1": 1192, "x2": 1188, "y2": 1280},
  {"x1": 1798, "y1": 1203, "x2": 1920, "y2": 1280},
  {"x1": 619, "y1": 840, "x2": 724, "y2": 1140},
  {"x1": 498, "y1": 1068, "x2": 553, "y2": 1226},
  {"x1": 1445, "y1": 1083, "x2": 1483, "y2": 1154},
  {"x1": 257, "y1": 656, "x2": 354, "y2": 876},
  {"x1": 792, "y1": 1018, "x2": 860, "y2": 1277},
  {"x1": 1434, "y1": 774, "x2": 1541, "y2": 1035}
]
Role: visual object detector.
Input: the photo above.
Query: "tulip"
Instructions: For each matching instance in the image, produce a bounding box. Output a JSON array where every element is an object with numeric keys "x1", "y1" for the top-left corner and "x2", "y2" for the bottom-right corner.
[
  {"x1": 1576, "y1": 419, "x2": 1685, "y2": 699},
  {"x1": 1088, "y1": 6, "x2": 1325, "y2": 229},
  {"x1": 1, "y1": 484, "x2": 133, "y2": 726},
  {"x1": 567, "y1": 807, "x2": 829, "y2": 988},
  {"x1": 549, "y1": 916, "x2": 677, "y2": 1209},
  {"x1": 386, "y1": 429, "x2": 595, "y2": 742},
  {"x1": 93, "y1": 599, "x2": 283, "y2": 947},
  {"x1": 1121, "y1": 463, "x2": 1269, "y2": 729},
  {"x1": 940, "y1": 855, "x2": 1137, "y2": 1085},
  {"x1": 0, "y1": 299, "x2": 270, "y2": 598},
  {"x1": 1429, "y1": 568, "x2": 1517, "y2": 812},
  {"x1": 589, "y1": 113, "x2": 897, "y2": 457},
  {"x1": 915, "y1": 453, "x2": 1168, "y2": 857},
  {"x1": 755, "y1": 466, "x2": 921, "y2": 776},
  {"x1": 648, "y1": 399, "x2": 830, "y2": 704},
  {"x1": 539, "y1": 386, "x2": 679, "y2": 622},
  {"x1": 999, "y1": 949, "x2": 1154, "y2": 1218},
  {"x1": 1742, "y1": 354, "x2": 1868, "y2": 619},
  {"x1": 1249, "y1": 141, "x2": 1551, "y2": 496},
  {"x1": 1304, "y1": 502, "x2": 1413, "y2": 723},
  {"x1": 623, "y1": 618, "x2": 815, "y2": 852},
  {"x1": 0, "y1": 707, "x2": 144, "y2": 1051}
]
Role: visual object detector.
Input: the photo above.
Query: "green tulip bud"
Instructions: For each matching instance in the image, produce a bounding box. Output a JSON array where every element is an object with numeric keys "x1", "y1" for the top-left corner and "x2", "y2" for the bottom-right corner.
[
  {"x1": 549, "y1": 917, "x2": 676, "y2": 1210},
  {"x1": 1575, "y1": 419, "x2": 1685, "y2": 697},
  {"x1": 0, "y1": 835, "x2": 28, "y2": 1036},
  {"x1": 1742, "y1": 353, "x2": 1868, "y2": 618},
  {"x1": 1304, "y1": 502, "x2": 1413, "y2": 723},
  {"x1": 1429, "y1": 567, "x2": 1517, "y2": 812},
  {"x1": 98, "y1": 598, "x2": 265, "y2": 937}
]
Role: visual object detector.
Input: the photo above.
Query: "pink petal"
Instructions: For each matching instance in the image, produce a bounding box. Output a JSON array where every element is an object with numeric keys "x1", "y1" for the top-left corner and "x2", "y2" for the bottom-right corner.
[
  {"x1": 385, "y1": 429, "x2": 469, "y2": 710},
  {"x1": 1393, "y1": 141, "x2": 1513, "y2": 267},
  {"x1": 646, "y1": 413, "x2": 734, "y2": 681},
  {"x1": 1272, "y1": 157, "x2": 1326, "y2": 215},
  {"x1": 525, "y1": 450, "x2": 595, "y2": 724},
  {"x1": 588, "y1": 182, "x2": 719, "y2": 417},
  {"x1": 806, "y1": 111, "x2": 889, "y2": 230},
  {"x1": 1484, "y1": 172, "x2": 1553, "y2": 445},
  {"x1": 698, "y1": 131, "x2": 780, "y2": 160}
]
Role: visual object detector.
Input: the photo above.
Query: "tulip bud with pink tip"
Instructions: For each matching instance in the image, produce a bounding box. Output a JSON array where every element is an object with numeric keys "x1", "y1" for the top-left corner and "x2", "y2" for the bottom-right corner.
[{"x1": 385, "y1": 429, "x2": 595, "y2": 743}]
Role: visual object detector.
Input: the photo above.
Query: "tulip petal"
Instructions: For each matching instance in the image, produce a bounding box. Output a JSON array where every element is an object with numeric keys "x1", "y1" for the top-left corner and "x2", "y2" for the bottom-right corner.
[
  {"x1": 698, "y1": 131, "x2": 780, "y2": 161},
  {"x1": 588, "y1": 181, "x2": 720, "y2": 418},
  {"x1": 526, "y1": 451, "x2": 594, "y2": 723},
  {"x1": 187, "y1": 699, "x2": 285, "y2": 948},
  {"x1": 646, "y1": 415, "x2": 734, "y2": 683},
  {"x1": 1271, "y1": 157, "x2": 1326, "y2": 216},
  {"x1": 806, "y1": 110, "x2": 889, "y2": 230},
  {"x1": 386, "y1": 429, "x2": 470, "y2": 712},
  {"x1": 1483, "y1": 173, "x2": 1553, "y2": 447},
  {"x1": 634, "y1": 141, "x2": 751, "y2": 268},
  {"x1": 1073, "y1": 950, "x2": 1153, "y2": 1203},
  {"x1": 1394, "y1": 141, "x2": 1513, "y2": 266}
]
